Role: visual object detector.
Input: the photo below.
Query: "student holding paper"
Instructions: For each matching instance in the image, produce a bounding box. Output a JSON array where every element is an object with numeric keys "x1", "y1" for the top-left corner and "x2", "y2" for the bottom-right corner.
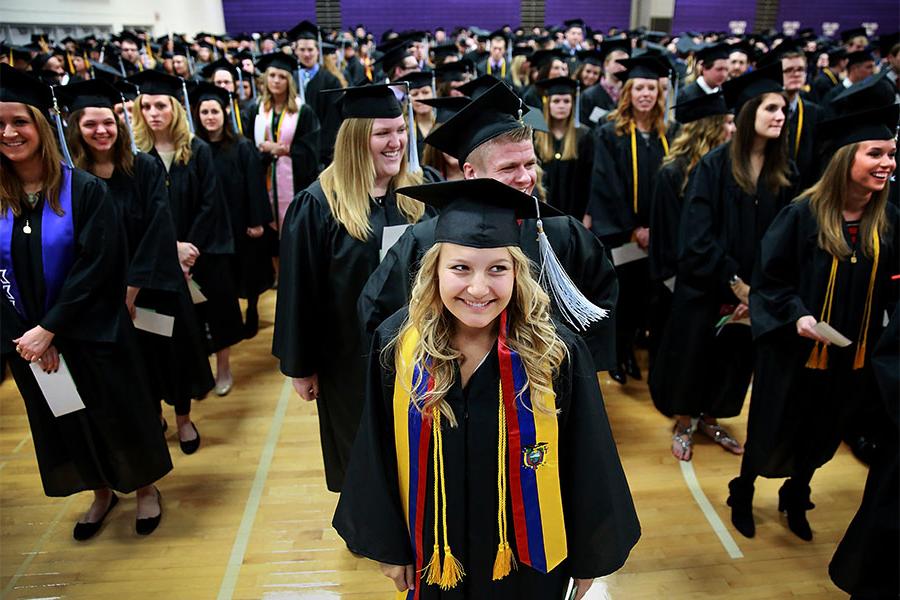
[
  {"x1": 650, "y1": 64, "x2": 796, "y2": 463},
  {"x1": 272, "y1": 84, "x2": 430, "y2": 493},
  {"x1": 0, "y1": 64, "x2": 171, "y2": 539},
  {"x1": 728, "y1": 104, "x2": 899, "y2": 542},
  {"x1": 60, "y1": 79, "x2": 215, "y2": 448}
]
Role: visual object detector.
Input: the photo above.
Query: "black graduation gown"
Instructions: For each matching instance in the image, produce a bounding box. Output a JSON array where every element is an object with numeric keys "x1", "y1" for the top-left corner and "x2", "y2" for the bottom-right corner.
[
  {"x1": 829, "y1": 304, "x2": 899, "y2": 598},
  {"x1": 104, "y1": 153, "x2": 214, "y2": 404},
  {"x1": 743, "y1": 199, "x2": 899, "y2": 477},
  {"x1": 811, "y1": 69, "x2": 840, "y2": 103},
  {"x1": 578, "y1": 83, "x2": 615, "y2": 129},
  {"x1": 272, "y1": 181, "x2": 436, "y2": 492},
  {"x1": 785, "y1": 97, "x2": 824, "y2": 190},
  {"x1": 303, "y1": 69, "x2": 343, "y2": 166},
  {"x1": 332, "y1": 309, "x2": 641, "y2": 598},
  {"x1": 675, "y1": 81, "x2": 707, "y2": 103},
  {"x1": 152, "y1": 137, "x2": 243, "y2": 353},
  {"x1": 0, "y1": 169, "x2": 172, "y2": 496},
  {"x1": 650, "y1": 144, "x2": 796, "y2": 418},
  {"x1": 208, "y1": 137, "x2": 275, "y2": 298},
  {"x1": 540, "y1": 129, "x2": 592, "y2": 219},
  {"x1": 343, "y1": 55, "x2": 366, "y2": 86},
  {"x1": 648, "y1": 157, "x2": 688, "y2": 283},
  {"x1": 357, "y1": 216, "x2": 619, "y2": 371}
]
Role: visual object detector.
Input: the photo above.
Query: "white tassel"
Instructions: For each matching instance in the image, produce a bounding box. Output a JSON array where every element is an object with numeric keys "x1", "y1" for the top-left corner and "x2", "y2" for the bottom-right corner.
[
  {"x1": 50, "y1": 88, "x2": 74, "y2": 168},
  {"x1": 406, "y1": 83, "x2": 421, "y2": 173},
  {"x1": 180, "y1": 79, "x2": 195, "y2": 133},
  {"x1": 119, "y1": 92, "x2": 139, "y2": 155},
  {"x1": 533, "y1": 197, "x2": 609, "y2": 331}
]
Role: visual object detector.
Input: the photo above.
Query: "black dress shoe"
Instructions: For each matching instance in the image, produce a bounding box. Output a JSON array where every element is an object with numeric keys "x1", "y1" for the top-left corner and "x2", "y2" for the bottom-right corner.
[
  {"x1": 73, "y1": 493, "x2": 119, "y2": 541},
  {"x1": 624, "y1": 352, "x2": 642, "y2": 380},
  {"x1": 848, "y1": 436, "x2": 879, "y2": 466},
  {"x1": 778, "y1": 479, "x2": 814, "y2": 541},
  {"x1": 179, "y1": 423, "x2": 201, "y2": 455},
  {"x1": 608, "y1": 367, "x2": 627, "y2": 385},
  {"x1": 727, "y1": 477, "x2": 755, "y2": 538},
  {"x1": 136, "y1": 488, "x2": 162, "y2": 536}
]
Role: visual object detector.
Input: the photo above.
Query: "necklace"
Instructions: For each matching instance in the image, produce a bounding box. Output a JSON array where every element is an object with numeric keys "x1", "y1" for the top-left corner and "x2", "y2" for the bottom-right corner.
[{"x1": 23, "y1": 190, "x2": 40, "y2": 234}]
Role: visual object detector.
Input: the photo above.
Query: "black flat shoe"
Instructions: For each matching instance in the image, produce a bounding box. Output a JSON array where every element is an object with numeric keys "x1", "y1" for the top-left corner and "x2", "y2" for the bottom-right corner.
[
  {"x1": 135, "y1": 488, "x2": 162, "y2": 536},
  {"x1": 608, "y1": 367, "x2": 627, "y2": 385},
  {"x1": 73, "y1": 493, "x2": 119, "y2": 541},
  {"x1": 778, "y1": 479, "x2": 814, "y2": 541},
  {"x1": 244, "y1": 307, "x2": 259, "y2": 339},
  {"x1": 179, "y1": 423, "x2": 201, "y2": 455},
  {"x1": 727, "y1": 477, "x2": 755, "y2": 538}
]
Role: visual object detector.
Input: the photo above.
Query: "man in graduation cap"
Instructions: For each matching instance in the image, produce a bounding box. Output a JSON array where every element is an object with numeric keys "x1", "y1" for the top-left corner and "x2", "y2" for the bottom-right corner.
[
  {"x1": 560, "y1": 19, "x2": 586, "y2": 56},
  {"x1": 727, "y1": 41, "x2": 752, "y2": 78},
  {"x1": 476, "y1": 30, "x2": 512, "y2": 83},
  {"x1": 359, "y1": 81, "x2": 619, "y2": 371},
  {"x1": 678, "y1": 42, "x2": 730, "y2": 102},
  {"x1": 117, "y1": 31, "x2": 146, "y2": 76},
  {"x1": 841, "y1": 26, "x2": 870, "y2": 53},
  {"x1": 820, "y1": 48, "x2": 877, "y2": 106},
  {"x1": 812, "y1": 46, "x2": 848, "y2": 102},
  {"x1": 287, "y1": 20, "x2": 343, "y2": 166}
]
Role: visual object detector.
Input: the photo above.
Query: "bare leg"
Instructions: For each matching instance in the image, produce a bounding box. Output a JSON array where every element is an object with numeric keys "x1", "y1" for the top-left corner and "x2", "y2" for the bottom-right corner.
[
  {"x1": 80, "y1": 488, "x2": 114, "y2": 523},
  {"x1": 136, "y1": 484, "x2": 161, "y2": 519}
]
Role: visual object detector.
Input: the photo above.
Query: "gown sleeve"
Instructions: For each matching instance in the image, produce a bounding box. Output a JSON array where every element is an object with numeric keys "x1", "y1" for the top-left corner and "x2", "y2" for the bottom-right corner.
[
  {"x1": 648, "y1": 163, "x2": 683, "y2": 282},
  {"x1": 749, "y1": 201, "x2": 814, "y2": 338},
  {"x1": 586, "y1": 126, "x2": 628, "y2": 240},
  {"x1": 573, "y1": 129, "x2": 594, "y2": 219},
  {"x1": 239, "y1": 140, "x2": 274, "y2": 229},
  {"x1": 558, "y1": 329, "x2": 641, "y2": 577},
  {"x1": 41, "y1": 174, "x2": 127, "y2": 336},
  {"x1": 187, "y1": 140, "x2": 234, "y2": 255},
  {"x1": 332, "y1": 316, "x2": 414, "y2": 566},
  {"x1": 128, "y1": 154, "x2": 181, "y2": 292},
  {"x1": 290, "y1": 106, "x2": 322, "y2": 192}
]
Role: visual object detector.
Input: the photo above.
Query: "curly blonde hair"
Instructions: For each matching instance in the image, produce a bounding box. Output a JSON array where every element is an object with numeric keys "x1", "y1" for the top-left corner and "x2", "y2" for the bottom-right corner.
[
  {"x1": 610, "y1": 78, "x2": 668, "y2": 139},
  {"x1": 132, "y1": 94, "x2": 193, "y2": 165},
  {"x1": 661, "y1": 114, "x2": 730, "y2": 193},
  {"x1": 387, "y1": 243, "x2": 567, "y2": 427}
]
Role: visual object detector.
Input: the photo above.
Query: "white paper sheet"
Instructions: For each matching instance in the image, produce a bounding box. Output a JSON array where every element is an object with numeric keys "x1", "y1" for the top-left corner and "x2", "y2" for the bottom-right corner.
[
  {"x1": 30, "y1": 355, "x2": 86, "y2": 417},
  {"x1": 611, "y1": 242, "x2": 648, "y2": 266},
  {"x1": 814, "y1": 322, "x2": 853, "y2": 347},
  {"x1": 589, "y1": 106, "x2": 609, "y2": 123},
  {"x1": 133, "y1": 307, "x2": 175, "y2": 337},
  {"x1": 188, "y1": 279, "x2": 207, "y2": 304},
  {"x1": 380, "y1": 224, "x2": 411, "y2": 262},
  {"x1": 663, "y1": 276, "x2": 676, "y2": 292}
]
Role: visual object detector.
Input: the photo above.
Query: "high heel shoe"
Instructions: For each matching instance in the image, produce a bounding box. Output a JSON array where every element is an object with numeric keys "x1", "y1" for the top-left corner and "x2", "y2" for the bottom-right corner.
[
  {"x1": 73, "y1": 493, "x2": 119, "y2": 541},
  {"x1": 136, "y1": 487, "x2": 162, "y2": 536},
  {"x1": 179, "y1": 422, "x2": 201, "y2": 455},
  {"x1": 726, "y1": 477, "x2": 755, "y2": 538},
  {"x1": 608, "y1": 367, "x2": 627, "y2": 385},
  {"x1": 778, "y1": 479, "x2": 814, "y2": 541},
  {"x1": 243, "y1": 306, "x2": 259, "y2": 339}
]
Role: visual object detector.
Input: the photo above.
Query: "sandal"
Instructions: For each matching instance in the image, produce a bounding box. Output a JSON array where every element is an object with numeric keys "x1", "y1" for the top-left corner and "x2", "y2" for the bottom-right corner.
[
  {"x1": 672, "y1": 421, "x2": 694, "y2": 461},
  {"x1": 698, "y1": 419, "x2": 744, "y2": 455}
]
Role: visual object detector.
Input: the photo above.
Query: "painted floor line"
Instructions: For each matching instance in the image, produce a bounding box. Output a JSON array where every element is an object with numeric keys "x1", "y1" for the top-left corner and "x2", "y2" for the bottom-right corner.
[
  {"x1": 679, "y1": 460, "x2": 744, "y2": 559},
  {"x1": 216, "y1": 377, "x2": 292, "y2": 600},
  {"x1": 1, "y1": 495, "x2": 76, "y2": 599}
]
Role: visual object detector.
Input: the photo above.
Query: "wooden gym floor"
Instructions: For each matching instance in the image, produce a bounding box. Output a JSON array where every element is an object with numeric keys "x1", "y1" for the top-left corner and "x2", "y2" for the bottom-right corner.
[{"x1": 0, "y1": 291, "x2": 865, "y2": 599}]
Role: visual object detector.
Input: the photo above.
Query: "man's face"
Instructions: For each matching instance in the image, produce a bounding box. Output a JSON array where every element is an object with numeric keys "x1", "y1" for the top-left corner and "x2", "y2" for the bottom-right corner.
[
  {"x1": 393, "y1": 55, "x2": 420, "y2": 79},
  {"x1": 781, "y1": 56, "x2": 807, "y2": 93},
  {"x1": 565, "y1": 27, "x2": 583, "y2": 47},
  {"x1": 728, "y1": 51, "x2": 748, "y2": 78},
  {"x1": 261, "y1": 39, "x2": 276, "y2": 54},
  {"x1": 605, "y1": 50, "x2": 629, "y2": 77},
  {"x1": 702, "y1": 58, "x2": 729, "y2": 87},
  {"x1": 849, "y1": 60, "x2": 875, "y2": 82},
  {"x1": 295, "y1": 40, "x2": 318, "y2": 69},
  {"x1": 120, "y1": 41, "x2": 139, "y2": 64},
  {"x1": 463, "y1": 139, "x2": 538, "y2": 194},
  {"x1": 490, "y1": 39, "x2": 506, "y2": 62}
]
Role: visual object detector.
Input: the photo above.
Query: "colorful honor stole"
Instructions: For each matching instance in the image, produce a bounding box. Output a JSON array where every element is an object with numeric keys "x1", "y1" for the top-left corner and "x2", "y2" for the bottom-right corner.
[
  {"x1": 392, "y1": 311, "x2": 566, "y2": 599},
  {"x1": 0, "y1": 165, "x2": 75, "y2": 321}
]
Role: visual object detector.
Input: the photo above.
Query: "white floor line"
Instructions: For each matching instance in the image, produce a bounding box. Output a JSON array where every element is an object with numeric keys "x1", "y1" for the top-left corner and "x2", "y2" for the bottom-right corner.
[
  {"x1": 216, "y1": 377, "x2": 292, "y2": 600},
  {"x1": 1, "y1": 495, "x2": 76, "y2": 599},
  {"x1": 679, "y1": 460, "x2": 744, "y2": 559}
]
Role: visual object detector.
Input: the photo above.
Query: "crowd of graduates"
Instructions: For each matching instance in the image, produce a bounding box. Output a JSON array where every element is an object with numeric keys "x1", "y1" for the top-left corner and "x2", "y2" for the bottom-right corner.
[{"x1": 1, "y1": 16, "x2": 898, "y2": 599}]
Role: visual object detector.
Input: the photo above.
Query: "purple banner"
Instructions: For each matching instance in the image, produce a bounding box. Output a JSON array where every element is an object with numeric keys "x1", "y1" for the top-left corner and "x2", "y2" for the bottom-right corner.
[
  {"x1": 340, "y1": 0, "x2": 520, "y2": 40},
  {"x1": 776, "y1": 1, "x2": 899, "y2": 39},
  {"x1": 672, "y1": 0, "x2": 755, "y2": 36},
  {"x1": 223, "y1": 0, "x2": 316, "y2": 35},
  {"x1": 544, "y1": 0, "x2": 632, "y2": 36}
]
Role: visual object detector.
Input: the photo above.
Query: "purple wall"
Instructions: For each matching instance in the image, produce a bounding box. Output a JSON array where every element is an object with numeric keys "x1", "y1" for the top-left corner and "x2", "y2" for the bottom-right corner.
[
  {"x1": 671, "y1": 0, "x2": 755, "y2": 35},
  {"x1": 544, "y1": 0, "x2": 632, "y2": 35},
  {"x1": 340, "y1": 0, "x2": 520, "y2": 40},
  {"x1": 776, "y1": 0, "x2": 899, "y2": 39},
  {"x1": 223, "y1": 0, "x2": 316, "y2": 34}
]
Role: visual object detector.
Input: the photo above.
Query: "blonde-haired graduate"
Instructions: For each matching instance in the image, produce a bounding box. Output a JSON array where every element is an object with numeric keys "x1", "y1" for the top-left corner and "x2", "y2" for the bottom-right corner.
[
  {"x1": 333, "y1": 179, "x2": 640, "y2": 599},
  {"x1": 273, "y1": 84, "x2": 434, "y2": 493}
]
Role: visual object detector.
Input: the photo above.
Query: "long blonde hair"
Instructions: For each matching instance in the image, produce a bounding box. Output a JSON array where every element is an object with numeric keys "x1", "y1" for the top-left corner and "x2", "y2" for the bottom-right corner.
[
  {"x1": 387, "y1": 243, "x2": 567, "y2": 426},
  {"x1": 0, "y1": 106, "x2": 63, "y2": 217},
  {"x1": 610, "y1": 78, "x2": 667, "y2": 139},
  {"x1": 319, "y1": 117, "x2": 425, "y2": 241},
  {"x1": 324, "y1": 54, "x2": 348, "y2": 88},
  {"x1": 535, "y1": 94, "x2": 578, "y2": 162},
  {"x1": 661, "y1": 114, "x2": 730, "y2": 193},
  {"x1": 801, "y1": 143, "x2": 891, "y2": 259},
  {"x1": 258, "y1": 67, "x2": 299, "y2": 114},
  {"x1": 131, "y1": 94, "x2": 193, "y2": 165}
]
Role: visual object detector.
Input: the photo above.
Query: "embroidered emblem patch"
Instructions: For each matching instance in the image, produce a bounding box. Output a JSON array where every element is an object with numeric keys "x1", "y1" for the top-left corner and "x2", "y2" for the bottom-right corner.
[{"x1": 522, "y1": 442, "x2": 550, "y2": 470}]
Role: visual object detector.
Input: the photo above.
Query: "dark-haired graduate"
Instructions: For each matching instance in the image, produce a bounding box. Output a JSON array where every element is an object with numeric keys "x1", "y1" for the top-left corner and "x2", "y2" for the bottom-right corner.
[
  {"x1": 651, "y1": 64, "x2": 797, "y2": 462},
  {"x1": 583, "y1": 56, "x2": 675, "y2": 383},
  {"x1": 0, "y1": 64, "x2": 170, "y2": 538},
  {"x1": 273, "y1": 84, "x2": 432, "y2": 493},
  {"x1": 129, "y1": 69, "x2": 235, "y2": 450},
  {"x1": 728, "y1": 104, "x2": 899, "y2": 542},
  {"x1": 333, "y1": 178, "x2": 639, "y2": 599}
]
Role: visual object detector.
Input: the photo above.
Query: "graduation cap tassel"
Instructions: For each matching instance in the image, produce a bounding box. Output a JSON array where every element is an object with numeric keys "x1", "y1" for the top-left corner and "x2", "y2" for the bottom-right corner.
[
  {"x1": 236, "y1": 68, "x2": 245, "y2": 101},
  {"x1": 532, "y1": 196, "x2": 609, "y2": 331},
  {"x1": 50, "y1": 89, "x2": 74, "y2": 169},
  {"x1": 664, "y1": 69, "x2": 673, "y2": 126},
  {"x1": 180, "y1": 79, "x2": 195, "y2": 133},
  {"x1": 250, "y1": 74, "x2": 257, "y2": 99},
  {"x1": 117, "y1": 56, "x2": 127, "y2": 77},
  {"x1": 317, "y1": 30, "x2": 324, "y2": 67},
  {"x1": 574, "y1": 83, "x2": 582, "y2": 129},
  {"x1": 405, "y1": 83, "x2": 421, "y2": 173},
  {"x1": 119, "y1": 93, "x2": 139, "y2": 155}
]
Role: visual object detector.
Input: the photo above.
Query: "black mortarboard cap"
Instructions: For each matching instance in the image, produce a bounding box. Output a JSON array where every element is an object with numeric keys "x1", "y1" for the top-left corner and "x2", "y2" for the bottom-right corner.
[
  {"x1": 118, "y1": 31, "x2": 142, "y2": 45},
  {"x1": 320, "y1": 84, "x2": 403, "y2": 119},
  {"x1": 56, "y1": 79, "x2": 121, "y2": 111},
  {"x1": 287, "y1": 20, "x2": 320, "y2": 41},
  {"x1": 529, "y1": 48, "x2": 566, "y2": 69},
  {"x1": 598, "y1": 38, "x2": 632, "y2": 61},
  {"x1": 675, "y1": 36, "x2": 702, "y2": 55},
  {"x1": 840, "y1": 27, "x2": 868, "y2": 43},
  {"x1": 3, "y1": 44, "x2": 33, "y2": 63},
  {"x1": 200, "y1": 57, "x2": 238, "y2": 80},
  {"x1": 512, "y1": 45, "x2": 532, "y2": 58},
  {"x1": 435, "y1": 58, "x2": 476, "y2": 82},
  {"x1": 846, "y1": 49, "x2": 875, "y2": 67},
  {"x1": 757, "y1": 37, "x2": 803, "y2": 67},
  {"x1": 189, "y1": 81, "x2": 230, "y2": 107},
  {"x1": 615, "y1": 55, "x2": 670, "y2": 81},
  {"x1": 419, "y1": 96, "x2": 470, "y2": 123},
  {"x1": 432, "y1": 43, "x2": 460, "y2": 62},
  {"x1": 321, "y1": 42, "x2": 337, "y2": 56},
  {"x1": 827, "y1": 46, "x2": 848, "y2": 60},
  {"x1": 564, "y1": 19, "x2": 586, "y2": 31},
  {"x1": 395, "y1": 178, "x2": 560, "y2": 249},
  {"x1": 831, "y1": 70, "x2": 897, "y2": 113},
  {"x1": 424, "y1": 81, "x2": 528, "y2": 162},
  {"x1": 695, "y1": 42, "x2": 730, "y2": 64},
  {"x1": 0, "y1": 63, "x2": 53, "y2": 110},
  {"x1": 373, "y1": 41, "x2": 413, "y2": 73},
  {"x1": 127, "y1": 69, "x2": 184, "y2": 98},
  {"x1": 456, "y1": 74, "x2": 505, "y2": 99},
  {"x1": 114, "y1": 80, "x2": 139, "y2": 101},
  {"x1": 576, "y1": 49, "x2": 605, "y2": 66},
  {"x1": 534, "y1": 76, "x2": 578, "y2": 96},
  {"x1": 722, "y1": 61, "x2": 784, "y2": 111},
  {"x1": 674, "y1": 91, "x2": 729, "y2": 123},
  {"x1": 820, "y1": 103, "x2": 899, "y2": 150},
  {"x1": 255, "y1": 52, "x2": 298, "y2": 73},
  {"x1": 394, "y1": 70, "x2": 432, "y2": 89}
]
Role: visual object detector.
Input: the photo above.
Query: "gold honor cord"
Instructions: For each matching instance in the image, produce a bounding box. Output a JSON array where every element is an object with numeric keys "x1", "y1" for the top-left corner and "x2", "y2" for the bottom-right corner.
[{"x1": 794, "y1": 98, "x2": 804, "y2": 158}]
